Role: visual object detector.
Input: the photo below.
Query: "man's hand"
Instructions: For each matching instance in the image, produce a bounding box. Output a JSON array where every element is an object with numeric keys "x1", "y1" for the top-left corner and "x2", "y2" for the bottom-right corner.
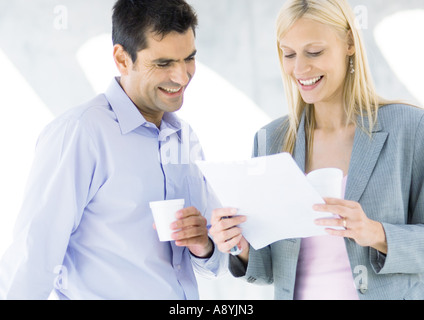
[{"x1": 170, "y1": 206, "x2": 214, "y2": 258}]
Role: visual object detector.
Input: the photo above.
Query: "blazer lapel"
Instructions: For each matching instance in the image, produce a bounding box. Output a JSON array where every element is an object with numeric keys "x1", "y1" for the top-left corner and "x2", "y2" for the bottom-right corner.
[
  {"x1": 291, "y1": 112, "x2": 388, "y2": 203},
  {"x1": 293, "y1": 112, "x2": 307, "y2": 172},
  {"x1": 345, "y1": 117, "x2": 388, "y2": 202}
]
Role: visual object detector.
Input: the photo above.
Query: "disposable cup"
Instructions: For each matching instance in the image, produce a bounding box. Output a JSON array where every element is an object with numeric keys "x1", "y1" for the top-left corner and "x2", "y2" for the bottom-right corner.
[
  {"x1": 306, "y1": 168, "x2": 344, "y2": 198},
  {"x1": 149, "y1": 199, "x2": 185, "y2": 241}
]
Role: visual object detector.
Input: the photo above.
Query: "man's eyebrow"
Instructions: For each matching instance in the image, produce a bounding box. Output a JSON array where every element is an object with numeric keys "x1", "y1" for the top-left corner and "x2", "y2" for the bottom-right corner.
[
  {"x1": 152, "y1": 57, "x2": 175, "y2": 64},
  {"x1": 186, "y1": 49, "x2": 197, "y2": 59},
  {"x1": 152, "y1": 49, "x2": 197, "y2": 64}
]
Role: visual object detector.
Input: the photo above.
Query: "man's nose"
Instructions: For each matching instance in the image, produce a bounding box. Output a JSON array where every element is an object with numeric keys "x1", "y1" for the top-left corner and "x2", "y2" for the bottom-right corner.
[{"x1": 170, "y1": 62, "x2": 191, "y2": 86}]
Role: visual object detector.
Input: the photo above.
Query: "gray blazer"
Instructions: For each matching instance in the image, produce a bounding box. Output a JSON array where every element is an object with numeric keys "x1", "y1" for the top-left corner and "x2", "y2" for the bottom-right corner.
[{"x1": 229, "y1": 104, "x2": 424, "y2": 300}]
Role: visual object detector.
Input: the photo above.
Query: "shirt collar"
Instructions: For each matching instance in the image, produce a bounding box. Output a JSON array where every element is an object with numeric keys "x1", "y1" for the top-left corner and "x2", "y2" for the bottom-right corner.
[
  {"x1": 104, "y1": 77, "x2": 146, "y2": 135},
  {"x1": 161, "y1": 112, "x2": 183, "y2": 141},
  {"x1": 104, "y1": 77, "x2": 183, "y2": 139}
]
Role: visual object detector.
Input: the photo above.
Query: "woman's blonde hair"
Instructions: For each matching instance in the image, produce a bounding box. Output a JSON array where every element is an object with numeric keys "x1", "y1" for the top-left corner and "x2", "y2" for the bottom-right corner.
[{"x1": 276, "y1": 0, "x2": 390, "y2": 165}]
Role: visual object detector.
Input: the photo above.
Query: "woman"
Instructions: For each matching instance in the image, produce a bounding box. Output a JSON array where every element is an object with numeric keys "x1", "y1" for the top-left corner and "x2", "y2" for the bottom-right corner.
[{"x1": 209, "y1": 0, "x2": 424, "y2": 300}]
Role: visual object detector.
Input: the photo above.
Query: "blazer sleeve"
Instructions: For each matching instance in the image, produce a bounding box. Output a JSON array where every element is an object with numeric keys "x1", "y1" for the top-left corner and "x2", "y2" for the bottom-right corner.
[
  {"x1": 370, "y1": 113, "x2": 424, "y2": 274},
  {"x1": 228, "y1": 124, "x2": 284, "y2": 284}
]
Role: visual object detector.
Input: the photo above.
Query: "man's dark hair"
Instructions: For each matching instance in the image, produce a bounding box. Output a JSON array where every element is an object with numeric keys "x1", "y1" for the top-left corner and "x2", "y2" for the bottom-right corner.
[{"x1": 112, "y1": 0, "x2": 198, "y2": 62}]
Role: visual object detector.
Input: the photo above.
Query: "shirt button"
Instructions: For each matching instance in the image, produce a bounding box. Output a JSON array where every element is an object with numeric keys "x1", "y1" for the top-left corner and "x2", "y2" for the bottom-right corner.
[{"x1": 176, "y1": 265, "x2": 181, "y2": 271}]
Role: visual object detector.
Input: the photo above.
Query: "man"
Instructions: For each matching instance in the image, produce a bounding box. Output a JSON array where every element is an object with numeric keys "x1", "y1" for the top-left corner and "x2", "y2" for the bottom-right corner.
[{"x1": 0, "y1": 0, "x2": 225, "y2": 299}]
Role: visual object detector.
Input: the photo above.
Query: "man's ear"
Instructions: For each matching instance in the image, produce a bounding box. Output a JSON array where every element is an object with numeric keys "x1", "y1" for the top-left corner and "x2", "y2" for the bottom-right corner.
[{"x1": 113, "y1": 44, "x2": 132, "y2": 76}]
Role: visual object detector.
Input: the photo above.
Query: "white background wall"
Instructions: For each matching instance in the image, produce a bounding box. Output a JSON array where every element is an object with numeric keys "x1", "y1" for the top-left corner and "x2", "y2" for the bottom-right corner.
[{"x1": 0, "y1": 0, "x2": 423, "y2": 299}]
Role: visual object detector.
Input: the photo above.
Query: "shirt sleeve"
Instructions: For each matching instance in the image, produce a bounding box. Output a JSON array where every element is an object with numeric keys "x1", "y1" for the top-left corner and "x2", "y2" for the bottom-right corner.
[
  {"x1": 0, "y1": 116, "x2": 98, "y2": 299},
  {"x1": 187, "y1": 176, "x2": 228, "y2": 278},
  {"x1": 190, "y1": 243, "x2": 229, "y2": 278}
]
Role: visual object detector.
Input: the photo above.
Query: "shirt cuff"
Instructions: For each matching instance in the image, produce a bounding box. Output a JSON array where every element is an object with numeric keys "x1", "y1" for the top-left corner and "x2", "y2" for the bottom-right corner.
[
  {"x1": 228, "y1": 254, "x2": 248, "y2": 278},
  {"x1": 190, "y1": 242, "x2": 227, "y2": 277}
]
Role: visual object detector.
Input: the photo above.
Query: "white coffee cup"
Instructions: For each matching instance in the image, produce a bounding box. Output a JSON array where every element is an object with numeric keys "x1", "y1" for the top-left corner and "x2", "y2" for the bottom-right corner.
[
  {"x1": 149, "y1": 199, "x2": 185, "y2": 241},
  {"x1": 306, "y1": 168, "x2": 344, "y2": 198}
]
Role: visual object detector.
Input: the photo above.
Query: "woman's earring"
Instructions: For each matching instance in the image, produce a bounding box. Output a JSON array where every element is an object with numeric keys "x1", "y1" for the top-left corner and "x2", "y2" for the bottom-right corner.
[{"x1": 350, "y1": 57, "x2": 355, "y2": 74}]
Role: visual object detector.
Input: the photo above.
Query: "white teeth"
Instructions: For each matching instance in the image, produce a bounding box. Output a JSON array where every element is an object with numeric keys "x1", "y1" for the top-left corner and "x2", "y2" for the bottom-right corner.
[
  {"x1": 299, "y1": 76, "x2": 322, "y2": 86},
  {"x1": 160, "y1": 87, "x2": 181, "y2": 93}
]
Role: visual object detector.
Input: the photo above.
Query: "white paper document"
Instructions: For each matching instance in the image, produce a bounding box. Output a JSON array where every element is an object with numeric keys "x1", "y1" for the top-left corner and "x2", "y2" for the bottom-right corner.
[{"x1": 196, "y1": 153, "x2": 343, "y2": 250}]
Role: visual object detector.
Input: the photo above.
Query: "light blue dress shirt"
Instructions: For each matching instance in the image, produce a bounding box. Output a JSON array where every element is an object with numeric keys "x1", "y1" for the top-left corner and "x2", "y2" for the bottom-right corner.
[{"x1": 0, "y1": 78, "x2": 225, "y2": 300}]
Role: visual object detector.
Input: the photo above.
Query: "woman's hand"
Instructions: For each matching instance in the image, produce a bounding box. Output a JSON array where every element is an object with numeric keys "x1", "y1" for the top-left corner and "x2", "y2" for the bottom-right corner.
[
  {"x1": 313, "y1": 198, "x2": 388, "y2": 254},
  {"x1": 209, "y1": 208, "x2": 250, "y2": 263}
]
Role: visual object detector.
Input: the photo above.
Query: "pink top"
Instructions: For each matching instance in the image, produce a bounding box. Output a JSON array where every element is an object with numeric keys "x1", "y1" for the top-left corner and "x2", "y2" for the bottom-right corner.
[{"x1": 293, "y1": 176, "x2": 359, "y2": 300}]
